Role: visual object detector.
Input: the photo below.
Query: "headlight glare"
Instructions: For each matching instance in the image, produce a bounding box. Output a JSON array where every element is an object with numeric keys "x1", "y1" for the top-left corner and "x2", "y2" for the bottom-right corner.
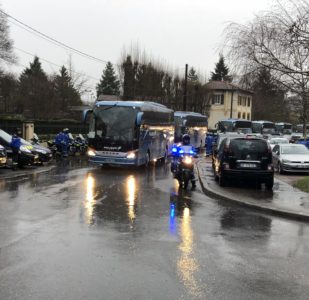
[
  {"x1": 127, "y1": 152, "x2": 136, "y2": 159},
  {"x1": 183, "y1": 156, "x2": 192, "y2": 165},
  {"x1": 87, "y1": 149, "x2": 96, "y2": 157}
]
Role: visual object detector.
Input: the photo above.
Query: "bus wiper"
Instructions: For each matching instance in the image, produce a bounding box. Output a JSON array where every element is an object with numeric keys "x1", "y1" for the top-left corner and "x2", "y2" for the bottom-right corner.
[{"x1": 97, "y1": 103, "x2": 117, "y2": 112}]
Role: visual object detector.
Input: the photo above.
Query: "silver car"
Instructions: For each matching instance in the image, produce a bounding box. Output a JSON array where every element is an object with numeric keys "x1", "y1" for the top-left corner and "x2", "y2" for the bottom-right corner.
[
  {"x1": 272, "y1": 144, "x2": 309, "y2": 173},
  {"x1": 269, "y1": 137, "x2": 289, "y2": 150}
]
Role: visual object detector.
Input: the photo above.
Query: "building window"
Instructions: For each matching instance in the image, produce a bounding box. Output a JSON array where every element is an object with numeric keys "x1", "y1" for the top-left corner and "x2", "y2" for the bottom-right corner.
[
  {"x1": 247, "y1": 97, "x2": 251, "y2": 107},
  {"x1": 212, "y1": 94, "x2": 224, "y2": 105},
  {"x1": 242, "y1": 112, "x2": 246, "y2": 119},
  {"x1": 238, "y1": 112, "x2": 241, "y2": 119},
  {"x1": 247, "y1": 113, "x2": 250, "y2": 120},
  {"x1": 238, "y1": 96, "x2": 241, "y2": 106}
]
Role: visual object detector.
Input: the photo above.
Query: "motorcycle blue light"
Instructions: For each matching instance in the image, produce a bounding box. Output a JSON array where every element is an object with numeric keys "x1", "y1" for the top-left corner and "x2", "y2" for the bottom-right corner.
[
  {"x1": 179, "y1": 149, "x2": 184, "y2": 154},
  {"x1": 172, "y1": 147, "x2": 177, "y2": 153},
  {"x1": 189, "y1": 150, "x2": 194, "y2": 155}
]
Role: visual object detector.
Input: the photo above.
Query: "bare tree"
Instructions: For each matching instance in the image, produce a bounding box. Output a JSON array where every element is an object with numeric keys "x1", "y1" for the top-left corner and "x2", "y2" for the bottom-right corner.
[
  {"x1": 0, "y1": 7, "x2": 16, "y2": 65},
  {"x1": 224, "y1": 0, "x2": 309, "y2": 135}
]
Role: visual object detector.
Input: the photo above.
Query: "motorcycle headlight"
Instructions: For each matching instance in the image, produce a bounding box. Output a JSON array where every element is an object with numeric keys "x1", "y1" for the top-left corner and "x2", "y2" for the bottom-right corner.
[
  {"x1": 20, "y1": 145, "x2": 32, "y2": 153},
  {"x1": 183, "y1": 156, "x2": 193, "y2": 165},
  {"x1": 87, "y1": 149, "x2": 96, "y2": 157},
  {"x1": 127, "y1": 152, "x2": 136, "y2": 159}
]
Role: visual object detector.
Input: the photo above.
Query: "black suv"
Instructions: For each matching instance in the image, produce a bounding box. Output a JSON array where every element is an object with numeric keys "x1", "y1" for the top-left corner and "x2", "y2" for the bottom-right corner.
[{"x1": 213, "y1": 137, "x2": 274, "y2": 189}]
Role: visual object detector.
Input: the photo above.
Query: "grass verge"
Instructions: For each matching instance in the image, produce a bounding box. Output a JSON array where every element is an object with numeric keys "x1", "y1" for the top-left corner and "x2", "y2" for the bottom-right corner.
[{"x1": 294, "y1": 177, "x2": 309, "y2": 193}]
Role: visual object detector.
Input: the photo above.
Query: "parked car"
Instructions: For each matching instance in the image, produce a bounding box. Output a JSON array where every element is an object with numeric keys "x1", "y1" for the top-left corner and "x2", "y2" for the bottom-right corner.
[
  {"x1": 21, "y1": 138, "x2": 53, "y2": 164},
  {"x1": 0, "y1": 144, "x2": 7, "y2": 168},
  {"x1": 269, "y1": 137, "x2": 289, "y2": 150},
  {"x1": 272, "y1": 144, "x2": 309, "y2": 174},
  {"x1": 0, "y1": 129, "x2": 39, "y2": 167},
  {"x1": 212, "y1": 132, "x2": 245, "y2": 168},
  {"x1": 213, "y1": 136, "x2": 274, "y2": 189},
  {"x1": 296, "y1": 137, "x2": 309, "y2": 149},
  {"x1": 289, "y1": 133, "x2": 302, "y2": 143}
]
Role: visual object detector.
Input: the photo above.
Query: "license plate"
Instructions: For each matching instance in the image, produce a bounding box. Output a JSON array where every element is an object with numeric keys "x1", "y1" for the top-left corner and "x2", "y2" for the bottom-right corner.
[
  {"x1": 104, "y1": 158, "x2": 115, "y2": 163},
  {"x1": 240, "y1": 163, "x2": 256, "y2": 168},
  {"x1": 298, "y1": 164, "x2": 308, "y2": 168}
]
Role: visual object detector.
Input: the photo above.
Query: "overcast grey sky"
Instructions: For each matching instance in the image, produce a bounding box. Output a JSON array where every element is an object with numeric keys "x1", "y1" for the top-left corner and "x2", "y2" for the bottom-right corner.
[{"x1": 1, "y1": 0, "x2": 273, "y2": 96}]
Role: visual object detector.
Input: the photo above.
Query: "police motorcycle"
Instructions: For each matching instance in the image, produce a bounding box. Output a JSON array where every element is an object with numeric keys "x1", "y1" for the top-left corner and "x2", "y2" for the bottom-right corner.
[
  {"x1": 75, "y1": 134, "x2": 88, "y2": 155},
  {"x1": 47, "y1": 139, "x2": 57, "y2": 157},
  {"x1": 68, "y1": 133, "x2": 77, "y2": 156},
  {"x1": 171, "y1": 134, "x2": 197, "y2": 189}
]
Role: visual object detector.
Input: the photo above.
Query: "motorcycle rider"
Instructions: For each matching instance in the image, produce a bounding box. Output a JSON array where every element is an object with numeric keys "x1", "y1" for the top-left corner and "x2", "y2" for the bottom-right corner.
[
  {"x1": 171, "y1": 134, "x2": 197, "y2": 188},
  {"x1": 55, "y1": 128, "x2": 70, "y2": 157}
]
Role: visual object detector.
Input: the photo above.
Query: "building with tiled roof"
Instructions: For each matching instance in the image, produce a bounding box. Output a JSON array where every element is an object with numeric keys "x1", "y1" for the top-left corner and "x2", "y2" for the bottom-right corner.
[{"x1": 205, "y1": 81, "x2": 254, "y2": 129}]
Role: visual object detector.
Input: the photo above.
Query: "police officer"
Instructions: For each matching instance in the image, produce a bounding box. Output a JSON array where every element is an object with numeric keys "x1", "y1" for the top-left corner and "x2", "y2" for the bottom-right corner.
[{"x1": 10, "y1": 128, "x2": 22, "y2": 166}]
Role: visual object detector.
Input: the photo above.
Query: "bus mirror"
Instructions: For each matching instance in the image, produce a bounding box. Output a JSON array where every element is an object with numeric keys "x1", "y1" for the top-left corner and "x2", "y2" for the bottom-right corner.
[
  {"x1": 83, "y1": 109, "x2": 93, "y2": 124},
  {"x1": 136, "y1": 112, "x2": 144, "y2": 126}
]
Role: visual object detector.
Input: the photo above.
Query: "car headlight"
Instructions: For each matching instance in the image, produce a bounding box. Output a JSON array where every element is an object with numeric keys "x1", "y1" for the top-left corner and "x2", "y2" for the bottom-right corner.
[
  {"x1": 126, "y1": 152, "x2": 136, "y2": 159},
  {"x1": 282, "y1": 159, "x2": 291, "y2": 163},
  {"x1": 87, "y1": 149, "x2": 96, "y2": 157},
  {"x1": 20, "y1": 145, "x2": 32, "y2": 153},
  {"x1": 183, "y1": 156, "x2": 193, "y2": 165}
]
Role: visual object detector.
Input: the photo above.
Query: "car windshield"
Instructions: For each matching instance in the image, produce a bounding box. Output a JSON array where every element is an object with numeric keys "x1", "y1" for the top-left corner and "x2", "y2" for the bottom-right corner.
[
  {"x1": 230, "y1": 139, "x2": 268, "y2": 160},
  {"x1": 281, "y1": 145, "x2": 309, "y2": 154},
  {"x1": 270, "y1": 138, "x2": 289, "y2": 144},
  {"x1": 0, "y1": 129, "x2": 12, "y2": 143},
  {"x1": 93, "y1": 106, "x2": 137, "y2": 142}
]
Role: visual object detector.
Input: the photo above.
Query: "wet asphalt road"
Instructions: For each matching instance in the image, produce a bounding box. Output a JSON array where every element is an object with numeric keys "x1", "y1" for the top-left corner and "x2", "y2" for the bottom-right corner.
[{"x1": 0, "y1": 159, "x2": 309, "y2": 300}]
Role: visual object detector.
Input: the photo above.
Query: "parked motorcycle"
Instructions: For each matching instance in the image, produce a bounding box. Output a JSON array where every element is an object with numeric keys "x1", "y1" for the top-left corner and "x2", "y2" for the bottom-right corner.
[
  {"x1": 75, "y1": 134, "x2": 88, "y2": 155},
  {"x1": 171, "y1": 145, "x2": 196, "y2": 189},
  {"x1": 47, "y1": 139, "x2": 56, "y2": 156}
]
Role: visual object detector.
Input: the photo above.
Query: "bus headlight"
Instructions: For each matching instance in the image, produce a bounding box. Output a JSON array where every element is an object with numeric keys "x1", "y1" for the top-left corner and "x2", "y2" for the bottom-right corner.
[
  {"x1": 127, "y1": 152, "x2": 136, "y2": 159},
  {"x1": 87, "y1": 149, "x2": 96, "y2": 157}
]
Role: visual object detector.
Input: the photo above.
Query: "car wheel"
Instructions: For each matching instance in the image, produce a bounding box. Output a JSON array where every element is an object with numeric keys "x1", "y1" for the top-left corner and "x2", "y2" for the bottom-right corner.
[
  {"x1": 219, "y1": 173, "x2": 226, "y2": 187},
  {"x1": 278, "y1": 162, "x2": 284, "y2": 174}
]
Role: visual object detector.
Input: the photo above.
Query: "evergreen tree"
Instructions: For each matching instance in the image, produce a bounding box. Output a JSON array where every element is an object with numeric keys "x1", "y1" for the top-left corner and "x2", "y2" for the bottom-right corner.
[
  {"x1": 54, "y1": 66, "x2": 81, "y2": 112},
  {"x1": 96, "y1": 61, "x2": 120, "y2": 97},
  {"x1": 0, "y1": 71, "x2": 18, "y2": 113},
  {"x1": 211, "y1": 55, "x2": 232, "y2": 82},
  {"x1": 19, "y1": 56, "x2": 53, "y2": 118},
  {"x1": 251, "y1": 67, "x2": 288, "y2": 121},
  {"x1": 188, "y1": 67, "x2": 198, "y2": 82}
]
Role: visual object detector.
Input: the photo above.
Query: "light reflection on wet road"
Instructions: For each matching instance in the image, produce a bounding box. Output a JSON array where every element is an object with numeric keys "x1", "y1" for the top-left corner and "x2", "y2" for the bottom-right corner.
[{"x1": 0, "y1": 159, "x2": 309, "y2": 299}]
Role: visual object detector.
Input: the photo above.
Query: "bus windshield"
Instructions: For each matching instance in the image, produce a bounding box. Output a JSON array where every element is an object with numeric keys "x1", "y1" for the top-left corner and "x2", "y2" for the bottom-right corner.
[
  {"x1": 262, "y1": 123, "x2": 276, "y2": 134},
  {"x1": 93, "y1": 106, "x2": 137, "y2": 143},
  {"x1": 218, "y1": 120, "x2": 252, "y2": 133}
]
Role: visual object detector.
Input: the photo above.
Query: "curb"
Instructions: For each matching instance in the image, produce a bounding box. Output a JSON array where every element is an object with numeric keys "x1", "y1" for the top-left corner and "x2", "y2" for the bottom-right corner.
[
  {"x1": 196, "y1": 160, "x2": 309, "y2": 222},
  {"x1": 0, "y1": 165, "x2": 56, "y2": 181}
]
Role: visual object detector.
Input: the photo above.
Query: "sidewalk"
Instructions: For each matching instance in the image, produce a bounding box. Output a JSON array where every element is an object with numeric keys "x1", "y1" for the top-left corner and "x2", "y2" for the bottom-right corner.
[{"x1": 196, "y1": 157, "x2": 309, "y2": 222}]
